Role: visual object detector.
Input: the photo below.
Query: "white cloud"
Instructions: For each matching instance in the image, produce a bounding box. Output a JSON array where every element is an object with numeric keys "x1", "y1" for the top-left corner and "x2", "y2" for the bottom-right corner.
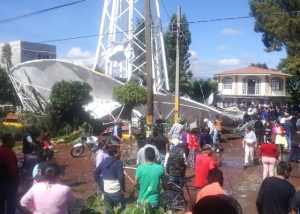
[
  {"x1": 218, "y1": 58, "x2": 241, "y2": 66},
  {"x1": 221, "y1": 28, "x2": 243, "y2": 35},
  {"x1": 217, "y1": 45, "x2": 230, "y2": 51},
  {"x1": 64, "y1": 47, "x2": 94, "y2": 68}
]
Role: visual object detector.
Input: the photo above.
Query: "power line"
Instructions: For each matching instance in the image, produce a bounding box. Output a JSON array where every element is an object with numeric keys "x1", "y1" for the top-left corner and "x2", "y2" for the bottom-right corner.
[
  {"x1": 0, "y1": 0, "x2": 87, "y2": 25},
  {"x1": 160, "y1": 0, "x2": 171, "y2": 19}
]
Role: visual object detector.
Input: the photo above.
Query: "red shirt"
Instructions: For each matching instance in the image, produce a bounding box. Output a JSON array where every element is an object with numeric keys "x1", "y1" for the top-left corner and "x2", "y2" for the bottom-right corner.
[
  {"x1": 0, "y1": 145, "x2": 20, "y2": 183},
  {"x1": 188, "y1": 134, "x2": 198, "y2": 150},
  {"x1": 259, "y1": 143, "x2": 278, "y2": 159},
  {"x1": 43, "y1": 140, "x2": 53, "y2": 149},
  {"x1": 195, "y1": 154, "x2": 217, "y2": 188}
]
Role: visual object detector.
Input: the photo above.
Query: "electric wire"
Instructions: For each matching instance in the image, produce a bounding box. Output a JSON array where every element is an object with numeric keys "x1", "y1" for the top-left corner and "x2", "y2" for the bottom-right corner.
[
  {"x1": 0, "y1": 0, "x2": 87, "y2": 25},
  {"x1": 160, "y1": 0, "x2": 171, "y2": 19}
]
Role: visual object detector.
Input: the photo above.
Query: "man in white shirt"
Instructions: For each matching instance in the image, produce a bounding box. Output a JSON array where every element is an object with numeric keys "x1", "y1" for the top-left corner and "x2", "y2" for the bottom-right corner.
[
  {"x1": 242, "y1": 126, "x2": 257, "y2": 167},
  {"x1": 204, "y1": 118, "x2": 220, "y2": 153},
  {"x1": 136, "y1": 137, "x2": 160, "y2": 165},
  {"x1": 168, "y1": 119, "x2": 184, "y2": 139}
]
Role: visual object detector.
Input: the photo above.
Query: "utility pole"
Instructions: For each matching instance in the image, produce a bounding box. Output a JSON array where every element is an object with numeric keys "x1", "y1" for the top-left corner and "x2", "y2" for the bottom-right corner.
[
  {"x1": 144, "y1": 0, "x2": 153, "y2": 137},
  {"x1": 174, "y1": 6, "x2": 181, "y2": 123}
]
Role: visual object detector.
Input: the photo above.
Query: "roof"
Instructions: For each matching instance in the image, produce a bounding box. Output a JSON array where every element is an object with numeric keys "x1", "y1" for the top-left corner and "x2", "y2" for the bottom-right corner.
[{"x1": 214, "y1": 66, "x2": 292, "y2": 77}]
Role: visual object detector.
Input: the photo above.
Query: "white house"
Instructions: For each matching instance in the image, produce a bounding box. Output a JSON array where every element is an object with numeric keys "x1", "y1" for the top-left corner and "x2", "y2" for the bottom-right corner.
[{"x1": 214, "y1": 66, "x2": 292, "y2": 108}]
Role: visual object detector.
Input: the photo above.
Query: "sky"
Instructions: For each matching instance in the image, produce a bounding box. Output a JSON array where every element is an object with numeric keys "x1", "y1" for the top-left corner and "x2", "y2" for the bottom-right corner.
[{"x1": 0, "y1": 0, "x2": 287, "y2": 79}]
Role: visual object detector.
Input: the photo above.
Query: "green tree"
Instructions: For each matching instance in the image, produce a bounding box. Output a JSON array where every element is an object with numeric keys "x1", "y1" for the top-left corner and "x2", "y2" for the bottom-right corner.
[
  {"x1": 50, "y1": 81, "x2": 93, "y2": 130},
  {"x1": 112, "y1": 82, "x2": 147, "y2": 121},
  {"x1": 190, "y1": 79, "x2": 218, "y2": 103},
  {"x1": 164, "y1": 13, "x2": 192, "y2": 93},
  {"x1": 1, "y1": 43, "x2": 12, "y2": 66},
  {"x1": 249, "y1": 0, "x2": 300, "y2": 102},
  {"x1": 0, "y1": 66, "x2": 14, "y2": 104},
  {"x1": 250, "y1": 62, "x2": 269, "y2": 69}
]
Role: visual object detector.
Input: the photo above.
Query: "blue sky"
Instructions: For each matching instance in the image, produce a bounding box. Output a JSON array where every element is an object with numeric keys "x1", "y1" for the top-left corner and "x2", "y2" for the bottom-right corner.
[{"x1": 0, "y1": 0, "x2": 287, "y2": 78}]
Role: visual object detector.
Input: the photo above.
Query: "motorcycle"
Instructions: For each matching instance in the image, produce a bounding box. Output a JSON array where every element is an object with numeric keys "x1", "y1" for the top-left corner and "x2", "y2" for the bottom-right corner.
[{"x1": 70, "y1": 136, "x2": 98, "y2": 157}]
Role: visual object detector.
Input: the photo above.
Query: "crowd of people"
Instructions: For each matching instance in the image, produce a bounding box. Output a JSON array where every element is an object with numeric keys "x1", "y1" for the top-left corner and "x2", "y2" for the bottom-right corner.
[{"x1": 2, "y1": 105, "x2": 300, "y2": 214}]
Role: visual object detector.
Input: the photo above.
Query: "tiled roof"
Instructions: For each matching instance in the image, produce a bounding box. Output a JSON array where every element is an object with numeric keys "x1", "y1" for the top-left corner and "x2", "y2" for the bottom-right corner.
[{"x1": 214, "y1": 66, "x2": 292, "y2": 77}]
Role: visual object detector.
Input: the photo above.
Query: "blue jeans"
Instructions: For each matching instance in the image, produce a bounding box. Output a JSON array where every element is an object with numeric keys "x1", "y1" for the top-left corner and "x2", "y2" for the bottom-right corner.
[
  {"x1": 212, "y1": 132, "x2": 220, "y2": 149},
  {"x1": 168, "y1": 175, "x2": 183, "y2": 188},
  {"x1": 288, "y1": 143, "x2": 300, "y2": 163},
  {"x1": 104, "y1": 192, "x2": 126, "y2": 214},
  {"x1": 285, "y1": 134, "x2": 292, "y2": 149},
  {"x1": 160, "y1": 153, "x2": 166, "y2": 166},
  {"x1": 0, "y1": 180, "x2": 19, "y2": 214}
]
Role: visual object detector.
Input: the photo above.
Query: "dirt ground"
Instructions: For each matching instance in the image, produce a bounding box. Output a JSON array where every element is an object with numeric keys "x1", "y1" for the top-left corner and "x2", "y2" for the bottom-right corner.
[{"x1": 14, "y1": 131, "x2": 300, "y2": 214}]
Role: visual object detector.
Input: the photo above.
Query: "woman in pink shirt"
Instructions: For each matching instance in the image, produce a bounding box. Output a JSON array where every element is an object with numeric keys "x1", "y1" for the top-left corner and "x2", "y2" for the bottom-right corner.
[
  {"x1": 20, "y1": 163, "x2": 76, "y2": 214},
  {"x1": 259, "y1": 137, "x2": 278, "y2": 180}
]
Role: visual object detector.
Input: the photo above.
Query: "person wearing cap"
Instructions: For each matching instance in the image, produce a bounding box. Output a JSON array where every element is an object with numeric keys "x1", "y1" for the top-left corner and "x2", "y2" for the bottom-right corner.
[
  {"x1": 258, "y1": 137, "x2": 278, "y2": 180},
  {"x1": 168, "y1": 118, "x2": 184, "y2": 140},
  {"x1": 242, "y1": 126, "x2": 257, "y2": 168},
  {"x1": 194, "y1": 144, "x2": 217, "y2": 190},
  {"x1": 0, "y1": 134, "x2": 20, "y2": 214},
  {"x1": 22, "y1": 125, "x2": 37, "y2": 156},
  {"x1": 111, "y1": 121, "x2": 124, "y2": 145},
  {"x1": 204, "y1": 118, "x2": 220, "y2": 153},
  {"x1": 164, "y1": 139, "x2": 186, "y2": 187},
  {"x1": 284, "y1": 114, "x2": 294, "y2": 149},
  {"x1": 136, "y1": 136, "x2": 160, "y2": 165}
]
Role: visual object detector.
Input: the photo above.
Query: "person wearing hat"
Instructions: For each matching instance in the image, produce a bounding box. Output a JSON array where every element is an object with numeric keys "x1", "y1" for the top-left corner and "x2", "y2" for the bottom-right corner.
[
  {"x1": 164, "y1": 139, "x2": 186, "y2": 187},
  {"x1": 194, "y1": 144, "x2": 217, "y2": 190},
  {"x1": 168, "y1": 118, "x2": 184, "y2": 140},
  {"x1": 204, "y1": 118, "x2": 220, "y2": 153},
  {"x1": 22, "y1": 125, "x2": 37, "y2": 156},
  {"x1": 111, "y1": 121, "x2": 124, "y2": 145}
]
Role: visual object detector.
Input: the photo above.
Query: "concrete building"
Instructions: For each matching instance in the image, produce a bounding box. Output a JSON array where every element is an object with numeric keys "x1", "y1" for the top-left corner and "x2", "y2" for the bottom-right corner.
[
  {"x1": 0, "y1": 41, "x2": 56, "y2": 68},
  {"x1": 214, "y1": 66, "x2": 293, "y2": 108}
]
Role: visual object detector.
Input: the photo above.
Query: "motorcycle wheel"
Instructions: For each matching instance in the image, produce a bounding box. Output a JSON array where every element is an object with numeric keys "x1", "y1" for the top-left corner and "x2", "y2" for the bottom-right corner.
[{"x1": 70, "y1": 146, "x2": 85, "y2": 157}]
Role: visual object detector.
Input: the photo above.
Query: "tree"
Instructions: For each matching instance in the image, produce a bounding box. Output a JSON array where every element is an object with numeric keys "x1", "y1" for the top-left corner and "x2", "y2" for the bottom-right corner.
[
  {"x1": 112, "y1": 82, "x2": 147, "y2": 121},
  {"x1": 249, "y1": 0, "x2": 300, "y2": 102},
  {"x1": 190, "y1": 79, "x2": 218, "y2": 103},
  {"x1": 1, "y1": 43, "x2": 12, "y2": 67},
  {"x1": 50, "y1": 80, "x2": 93, "y2": 130},
  {"x1": 164, "y1": 13, "x2": 192, "y2": 93},
  {"x1": 0, "y1": 66, "x2": 14, "y2": 104},
  {"x1": 250, "y1": 62, "x2": 269, "y2": 69}
]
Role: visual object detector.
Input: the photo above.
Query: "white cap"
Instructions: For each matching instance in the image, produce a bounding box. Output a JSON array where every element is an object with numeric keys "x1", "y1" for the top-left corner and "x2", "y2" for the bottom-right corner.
[
  {"x1": 204, "y1": 118, "x2": 208, "y2": 122},
  {"x1": 171, "y1": 139, "x2": 180, "y2": 146}
]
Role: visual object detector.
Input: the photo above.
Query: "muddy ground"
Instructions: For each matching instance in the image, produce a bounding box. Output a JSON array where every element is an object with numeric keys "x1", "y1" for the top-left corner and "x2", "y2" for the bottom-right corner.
[{"x1": 14, "y1": 132, "x2": 300, "y2": 214}]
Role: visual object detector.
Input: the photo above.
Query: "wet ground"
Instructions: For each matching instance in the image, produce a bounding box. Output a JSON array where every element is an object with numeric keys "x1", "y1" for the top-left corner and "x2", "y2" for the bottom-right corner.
[{"x1": 15, "y1": 132, "x2": 300, "y2": 214}]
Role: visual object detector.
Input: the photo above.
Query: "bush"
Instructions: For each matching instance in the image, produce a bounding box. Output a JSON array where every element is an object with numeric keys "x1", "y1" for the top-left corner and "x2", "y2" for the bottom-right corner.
[{"x1": 0, "y1": 124, "x2": 24, "y2": 141}]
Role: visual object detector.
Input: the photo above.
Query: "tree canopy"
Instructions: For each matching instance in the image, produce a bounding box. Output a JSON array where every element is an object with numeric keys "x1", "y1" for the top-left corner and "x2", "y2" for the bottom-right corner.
[
  {"x1": 0, "y1": 66, "x2": 14, "y2": 104},
  {"x1": 112, "y1": 82, "x2": 147, "y2": 120},
  {"x1": 1, "y1": 43, "x2": 12, "y2": 65}
]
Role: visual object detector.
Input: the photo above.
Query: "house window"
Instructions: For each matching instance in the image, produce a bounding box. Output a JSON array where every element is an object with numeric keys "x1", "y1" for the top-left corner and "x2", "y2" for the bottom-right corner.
[
  {"x1": 271, "y1": 78, "x2": 282, "y2": 91},
  {"x1": 38, "y1": 54, "x2": 41, "y2": 59},
  {"x1": 242, "y1": 77, "x2": 260, "y2": 95},
  {"x1": 223, "y1": 77, "x2": 232, "y2": 89}
]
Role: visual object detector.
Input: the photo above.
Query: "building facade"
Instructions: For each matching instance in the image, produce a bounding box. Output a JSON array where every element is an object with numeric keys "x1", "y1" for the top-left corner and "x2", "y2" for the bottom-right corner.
[
  {"x1": 214, "y1": 66, "x2": 292, "y2": 108},
  {"x1": 0, "y1": 41, "x2": 56, "y2": 68}
]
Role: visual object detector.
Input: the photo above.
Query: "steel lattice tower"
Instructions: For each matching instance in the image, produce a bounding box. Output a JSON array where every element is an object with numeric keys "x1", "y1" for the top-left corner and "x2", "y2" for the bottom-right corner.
[{"x1": 93, "y1": 0, "x2": 169, "y2": 92}]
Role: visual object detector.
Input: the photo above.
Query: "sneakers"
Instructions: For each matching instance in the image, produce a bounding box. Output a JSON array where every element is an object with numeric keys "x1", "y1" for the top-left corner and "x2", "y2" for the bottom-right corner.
[
  {"x1": 243, "y1": 164, "x2": 247, "y2": 168},
  {"x1": 216, "y1": 149, "x2": 220, "y2": 153}
]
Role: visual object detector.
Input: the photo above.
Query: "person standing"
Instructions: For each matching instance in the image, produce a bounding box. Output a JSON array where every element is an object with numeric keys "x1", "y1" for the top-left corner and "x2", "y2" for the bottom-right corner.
[
  {"x1": 164, "y1": 139, "x2": 186, "y2": 187},
  {"x1": 168, "y1": 118, "x2": 184, "y2": 139},
  {"x1": 254, "y1": 117, "x2": 263, "y2": 146},
  {"x1": 20, "y1": 163, "x2": 76, "y2": 214},
  {"x1": 275, "y1": 122, "x2": 287, "y2": 155},
  {"x1": 0, "y1": 134, "x2": 20, "y2": 214},
  {"x1": 256, "y1": 161, "x2": 295, "y2": 214},
  {"x1": 94, "y1": 140, "x2": 109, "y2": 193},
  {"x1": 137, "y1": 137, "x2": 160, "y2": 165},
  {"x1": 263, "y1": 121, "x2": 272, "y2": 143},
  {"x1": 111, "y1": 121, "x2": 124, "y2": 145},
  {"x1": 22, "y1": 125, "x2": 37, "y2": 155},
  {"x1": 204, "y1": 118, "x2": 220, "y2": 152},
  {"x1": 194, "y1": 144, "x2": 217, "y2": 189},
  {"x1": 153, "y1": 130, "x2": 169, "y2": 166},
  {"x1": 242, "y1": 126, "x2": 257, "y2": 168},
  {"x1": 284, "y1": 115, "x2": 294, "y2": 149},
  {"x1": 243, "y1": 112, "x2": 251, "y2": 124},
  {"x1": 288, "y1": 130, "x2": 300, "y2": 163},
  {"x1": 214, "y1": 115, "x2": 223, "y2": 142},
  {"x1": 258, "y1": 137, "x2": 278, "y2": 179},
  {"x1": 93, "y1": 147, "x2": 126, "y2": 213},
  {"x1": 180, "y1": 125, "x2": 190, "y2": 158},
  {"x1": 135, "y1": 147, "x2": 165, "y2": 209}
]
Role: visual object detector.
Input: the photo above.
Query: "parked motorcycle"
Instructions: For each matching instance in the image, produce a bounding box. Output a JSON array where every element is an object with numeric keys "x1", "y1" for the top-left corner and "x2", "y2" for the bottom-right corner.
[{"x1": 70, "y1": 136, "x2": 98, "y2": 157}]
